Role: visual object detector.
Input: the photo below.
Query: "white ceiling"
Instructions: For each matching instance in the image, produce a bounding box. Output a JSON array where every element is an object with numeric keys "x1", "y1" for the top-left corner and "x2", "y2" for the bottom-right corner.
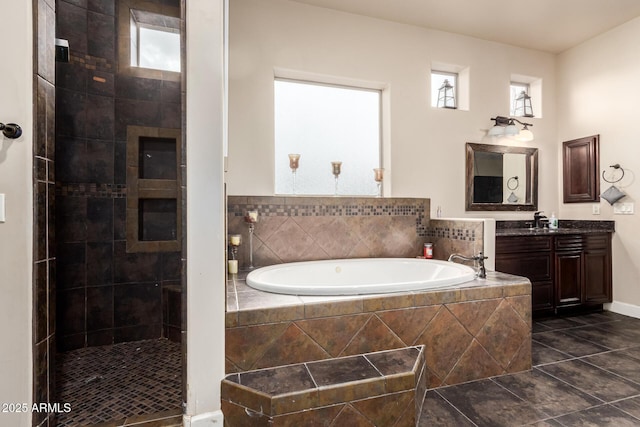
[{"x1": 289, "y1": 0, "x2": 640, "y2": 53}]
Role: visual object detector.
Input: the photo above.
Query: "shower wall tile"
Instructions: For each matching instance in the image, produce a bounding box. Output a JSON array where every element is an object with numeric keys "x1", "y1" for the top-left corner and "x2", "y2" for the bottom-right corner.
[
  {"x1": 86, "y1": 197, "x2": 113, "y2": 241},
  {"x1": 88, "y1": 69, "x2": 115, "y2": 96},
  {"x1": 56, "y1": 242, "x2": 86, "y2": 289},
  {"x1": 34, "y1": 0, "x2": 57, "y2": 419},
  {"x1": 86, "y1": 242, "x2": 113, "y2": 285},
  {"x1": 88, "y1": 0, "x2": 114, "y2": 15},
  {"x1": 85, "y1": 95, "x2": 115, "y2": 140},
  {"x1": 116, "y1": 75, "x2": 162, "y2": 101},
  {"x1": 56, "y1": 61, "x2": 87, "y2": 92},
  {"x1": 56, "y1": 88, "x2": 87, "y2": 138},
  {"x1": 87, "y1": 285, "x2": 114, "y2": 331},
  {"x1": 86, "y1": 139, "x2": 115, "y2": 182},
  {"x1": 57, "y1": 288, "x2": 86, "y2": 337},
  {"x1": 55, "y1": 0, "x2": 184, "y2": 354},
  {"x1": 57, "y1": 1, "x2": 88, "y2": 54},
  {"x1": 87, "y1": 11, "x2": 115, "y2": 60}
]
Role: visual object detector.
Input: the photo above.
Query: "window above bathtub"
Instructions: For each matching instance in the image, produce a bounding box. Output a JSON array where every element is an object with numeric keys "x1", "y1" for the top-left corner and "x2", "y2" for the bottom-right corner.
[{"x1": 274, "y1": 78, "x2": 382, "y2": 196}]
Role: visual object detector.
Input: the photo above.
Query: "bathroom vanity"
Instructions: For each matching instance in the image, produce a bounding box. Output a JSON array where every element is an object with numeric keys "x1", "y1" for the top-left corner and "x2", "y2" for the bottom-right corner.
[{"x1": 496, "y1": 221, "x2": 614, "y2": 317}]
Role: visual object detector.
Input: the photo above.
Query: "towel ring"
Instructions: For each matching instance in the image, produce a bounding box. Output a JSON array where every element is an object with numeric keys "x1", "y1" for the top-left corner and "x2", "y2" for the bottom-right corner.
[
  {"x1": 507, "y1": 176, "x2": 519, "y2": 190},
  {"x1": 602, "y1": 164, "x2": 624, "y2": 184}
]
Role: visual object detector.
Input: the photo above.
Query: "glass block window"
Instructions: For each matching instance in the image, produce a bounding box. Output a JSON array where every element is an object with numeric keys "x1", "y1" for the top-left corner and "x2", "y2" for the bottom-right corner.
[{"x1": 274, "y1": 79, "x2": 381, "y2": 196}]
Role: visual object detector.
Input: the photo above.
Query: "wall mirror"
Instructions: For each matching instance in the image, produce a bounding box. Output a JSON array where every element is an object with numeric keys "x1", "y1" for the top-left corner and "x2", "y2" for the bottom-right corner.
[{"x1": 465, "y1": 143, "x2": 538, "y2": 211}]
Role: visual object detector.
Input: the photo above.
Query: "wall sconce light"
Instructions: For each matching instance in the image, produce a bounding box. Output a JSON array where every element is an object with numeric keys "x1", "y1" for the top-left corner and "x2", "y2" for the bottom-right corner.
[
  {"x1": 513, "y1": 90, "x2": 534, "y2": 118},
  {"x1": 437, "y1": 79, "x2": 456, "y2": 109},
  {"x1": 488, "y1": 116, "x2": 534, "y2": 141},
  {"x1": 0, "y1": 122, "x2": 22, "y2": 139}
]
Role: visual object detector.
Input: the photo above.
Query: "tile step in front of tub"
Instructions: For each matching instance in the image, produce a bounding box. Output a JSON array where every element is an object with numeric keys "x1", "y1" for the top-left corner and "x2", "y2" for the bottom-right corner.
[{"x1": 221, "y1": 345, "x2": 426, "y2": 426}]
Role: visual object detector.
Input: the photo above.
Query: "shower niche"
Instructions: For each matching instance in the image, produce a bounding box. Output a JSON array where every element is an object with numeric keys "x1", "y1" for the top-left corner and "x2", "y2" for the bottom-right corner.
[{"x1": 127, "y1": 126, "x2": 182, "y2": 252}]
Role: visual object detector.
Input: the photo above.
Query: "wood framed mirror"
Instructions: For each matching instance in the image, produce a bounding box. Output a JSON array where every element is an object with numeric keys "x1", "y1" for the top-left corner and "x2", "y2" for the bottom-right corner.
[{"x1": 465, "y1": 143, "x2": 538, "y2": 211}]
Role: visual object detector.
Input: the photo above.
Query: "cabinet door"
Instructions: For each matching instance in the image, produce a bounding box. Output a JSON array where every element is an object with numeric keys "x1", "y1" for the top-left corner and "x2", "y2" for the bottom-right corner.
[
  {"x1": 562, "y1": 135, "x2": 600, "y2": 203},
  {"x1": 584, "y1": 234, "x2": 612, "y2": 304},
  {"x1": 496, "y1": 248, "x2": 554, "y2": 311},
  {"x1": 556, "y1": 251, "x2": 582, "y2": 307}
]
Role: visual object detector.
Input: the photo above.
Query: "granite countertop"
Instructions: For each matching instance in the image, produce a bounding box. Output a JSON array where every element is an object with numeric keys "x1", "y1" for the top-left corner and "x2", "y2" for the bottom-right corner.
[{"x1": 496, "y1": 220, "x2": 615, "y2": 237}]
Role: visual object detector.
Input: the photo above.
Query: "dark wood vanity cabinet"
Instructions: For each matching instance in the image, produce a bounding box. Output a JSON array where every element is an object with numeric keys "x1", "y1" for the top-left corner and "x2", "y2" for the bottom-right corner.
[{"x1": 496, "y1": 233, "x2": 612, "y2": 316}]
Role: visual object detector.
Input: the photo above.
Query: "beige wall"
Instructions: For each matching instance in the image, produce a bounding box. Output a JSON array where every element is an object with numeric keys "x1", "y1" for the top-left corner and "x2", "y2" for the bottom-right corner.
[
  {"x1": 0, "y1": 1, "x2": 33, "y2": 426},
  {"x1": 227, "y1": 0, "x2": 558, "y2": 220},
  {"x1": 557, "y1": 16, "x2": 640, "y2": 309}
]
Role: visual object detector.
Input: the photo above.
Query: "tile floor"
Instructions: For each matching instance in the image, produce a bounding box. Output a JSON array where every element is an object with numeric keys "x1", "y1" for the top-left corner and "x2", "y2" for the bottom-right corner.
[
  {"x1": 421, "y1": 311, "x2": 640, "y2": 426},
  {"x1": 55, "y1": 339, "x2": 182, "y2": 426}
]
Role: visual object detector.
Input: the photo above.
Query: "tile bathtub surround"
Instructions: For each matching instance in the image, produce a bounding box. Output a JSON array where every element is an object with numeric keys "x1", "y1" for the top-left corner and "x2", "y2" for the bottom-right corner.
[
  {"x1": 222, "y1": 346, "x2": 426, "y2": 426},
  {"x1": 227, "y1": 196, "x2": 430, "y2": 268},
  {"x1": 226, "y1": 272, "x2": 532, "y2": 389},
  {"x1": 425, "y1": 219, "x2": 484, "y2": 262}
]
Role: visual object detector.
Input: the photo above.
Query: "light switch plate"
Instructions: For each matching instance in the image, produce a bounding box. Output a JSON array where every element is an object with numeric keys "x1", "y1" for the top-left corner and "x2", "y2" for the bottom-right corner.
[
  {"x1": 0, "y1": 194, "x2": 5, "y2": 222},
  {"x1": 614, "y1": 202, "x2": 635, "y2": 215}
]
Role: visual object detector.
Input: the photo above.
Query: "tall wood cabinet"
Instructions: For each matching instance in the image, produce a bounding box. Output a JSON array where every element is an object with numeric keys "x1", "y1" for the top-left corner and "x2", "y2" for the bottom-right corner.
[{"x1": 496, "y1": 232, "x2": 612, "y2": 316}]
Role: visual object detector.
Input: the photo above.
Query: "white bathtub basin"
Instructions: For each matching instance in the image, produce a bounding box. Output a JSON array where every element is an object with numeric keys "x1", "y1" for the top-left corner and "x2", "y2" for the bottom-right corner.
[{"x1": 245, "y1": 258, "x2": 477, "y2": 296}]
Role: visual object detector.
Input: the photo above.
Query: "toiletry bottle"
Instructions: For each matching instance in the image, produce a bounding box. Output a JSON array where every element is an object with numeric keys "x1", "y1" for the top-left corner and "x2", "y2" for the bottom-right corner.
[{"x1": 549, "y1": 212, "x2": 558, "y2": 230}]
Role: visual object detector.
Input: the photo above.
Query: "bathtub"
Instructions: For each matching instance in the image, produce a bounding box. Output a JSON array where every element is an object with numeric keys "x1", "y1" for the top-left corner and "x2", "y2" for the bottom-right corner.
[{"x1": 245, "y1": 258, "x2": 477, "y2": 296}]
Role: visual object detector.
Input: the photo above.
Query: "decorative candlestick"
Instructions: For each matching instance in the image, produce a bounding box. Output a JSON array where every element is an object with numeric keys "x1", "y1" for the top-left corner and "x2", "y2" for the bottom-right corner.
[
  {"x1": 244, "y1": 211, "x2": 258, "y2": 269},
  {"x1": 228, "y1": 234, "x2": 241, "y2": 275},
  {"x1": 373, "y1": 168, "x2": 384, "y2": 197},
  {"x1": 331, "y1": 161, "x2": 342, "y2": 196},
  {"x1": 288, "y1": 154, "x2": 300, "y2": 195}
]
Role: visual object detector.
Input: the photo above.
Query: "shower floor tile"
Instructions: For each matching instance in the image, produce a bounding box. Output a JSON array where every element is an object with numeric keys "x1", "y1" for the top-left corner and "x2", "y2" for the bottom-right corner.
[{"x1": 55, "y1": 338, "x2": 182, "y2": 426}]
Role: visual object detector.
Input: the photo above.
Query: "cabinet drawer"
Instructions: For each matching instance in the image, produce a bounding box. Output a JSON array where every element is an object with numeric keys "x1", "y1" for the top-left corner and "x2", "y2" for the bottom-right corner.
[
  {"x1": 555, "y1": 235, "x2": 583, "y2": 251},
  {"x1": 496, "y1": 236, "x2": 552, "y2": 253},
  {"x1": 585, "y1": 233, "x2": 610, "y2": 250},
  {"x1": 496, "y1": 252, "x2": 553, "y2": 282}
]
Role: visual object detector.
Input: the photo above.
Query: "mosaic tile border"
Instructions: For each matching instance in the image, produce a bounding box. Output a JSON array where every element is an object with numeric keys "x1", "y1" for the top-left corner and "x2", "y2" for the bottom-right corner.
[
  {"x1": 425, "y1": 226, "x2": 476, "y2": 241},
  {"x1": 70, "y1": 53, "x2": 114, "y2": 72},
  {"x1": 56, "y1": 183, "x2": 127, "y2": 198},
  {"x1": 228, "y1": 196, "x2": 429, "y2": 236}
]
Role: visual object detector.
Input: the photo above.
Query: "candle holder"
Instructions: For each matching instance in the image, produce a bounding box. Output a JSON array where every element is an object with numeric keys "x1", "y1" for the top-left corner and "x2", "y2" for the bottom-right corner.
[
  {"x1": 288, "y1": 154, "x2": 300, "y2": 195},
  {"x1": 244, "y1": 211, "x2": 258, "y2": 269},
  {"x1": 373, "y1": 168, "x2": 384, "y2": 197},
  {"x1": 228, "y1": 234, "x2": 241, "y2": 260},
  {"x1": 331, "y1": 161, "x2": 342, "y2": 196}
]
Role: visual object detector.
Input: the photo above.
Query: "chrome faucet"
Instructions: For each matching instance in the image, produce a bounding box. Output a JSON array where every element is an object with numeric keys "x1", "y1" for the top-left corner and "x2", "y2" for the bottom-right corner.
[{"x1": 448, "y1": 252, "x2": 488, "y2": 279}]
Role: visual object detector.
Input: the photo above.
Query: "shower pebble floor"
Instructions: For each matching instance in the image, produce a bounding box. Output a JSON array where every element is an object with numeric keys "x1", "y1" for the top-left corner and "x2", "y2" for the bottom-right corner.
[{"x1": 55, "y1": 338, "x2": 182, "y2": 426}]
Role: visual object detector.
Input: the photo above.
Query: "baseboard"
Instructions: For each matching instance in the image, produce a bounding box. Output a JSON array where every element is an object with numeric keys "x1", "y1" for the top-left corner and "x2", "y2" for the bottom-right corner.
[
  {"x1": 183, "y1": 410, "x2": 224, "y2": 426},
  {"x1": 605, "y1": 301, "x2": 640, "y2": 319}
]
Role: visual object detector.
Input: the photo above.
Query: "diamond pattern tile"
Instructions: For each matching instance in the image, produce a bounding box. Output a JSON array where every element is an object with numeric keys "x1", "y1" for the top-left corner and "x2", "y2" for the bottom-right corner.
[
  {"x1": 377, "y1": 306, "x2": 440, "y2": 345},
  {"x1": 417, "y1": 308, "x2": 473, "y2": 382},
  {"x1": 253, "y1": 323, "x2": 331, "y2": 369},
  {"x1": 447, "y1": 299, "x2": 502, "y2": 336},
  {"x1": 295, "y1": 314, "x2": 370, "y2": 357},
  {"x1": 476, "y1": 300, "x2": 531, "y2": 369},
  {"x1": 341, "y1": 315, "x2": 406, "y2": 356}
]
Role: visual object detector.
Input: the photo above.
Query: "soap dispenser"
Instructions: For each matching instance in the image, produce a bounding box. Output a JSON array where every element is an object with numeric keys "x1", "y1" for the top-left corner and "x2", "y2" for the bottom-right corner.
[{"x1": 549, "y1": 212, "x2": 558, "y2": 230}]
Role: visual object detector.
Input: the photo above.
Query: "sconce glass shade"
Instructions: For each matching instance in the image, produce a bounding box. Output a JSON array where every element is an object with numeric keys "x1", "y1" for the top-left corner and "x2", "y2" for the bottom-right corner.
[
  {"x1": 516, "y1": 125, "x2": 534, "y2": 142},
  {"x1": 437, "y1": 79, "x2": 456, "y2": 109},
  {"x1": 504, "y1": 120, "x2": 519, "y2": 136},
  {"x1": 488, "y1": 125, "x2": 504, "y2": 137},
  {"x1": 513, "y1": 90, "x2": 534, "y2": 117}
]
